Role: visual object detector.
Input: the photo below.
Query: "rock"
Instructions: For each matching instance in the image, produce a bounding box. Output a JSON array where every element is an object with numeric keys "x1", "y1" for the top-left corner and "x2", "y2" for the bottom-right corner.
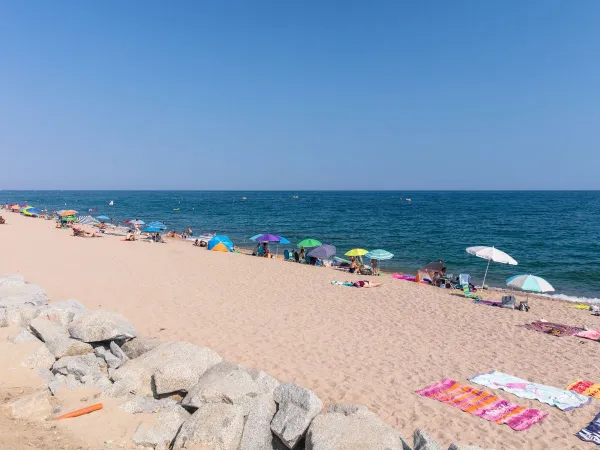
[
  {"x1": 248, "y1": 369, "x2": 280, "y2": 394},
  {"x1": 120, "y1": 396, "x2": 178, "y2": 414},
  {"x1": 5, "y1": 390, "x2": 53, "y2": 420},
  {"x1": 120, "y1": 337, "x2": 161, "y2": 359},
  {"x1": 240, "y1": 394, "x2": 277, "y2": 450},
  {"x1": 53, "y1": 354, "x2": 106, "y2": 383},
  {"x1": 48, "y1": 374, "x2": 67, "y2": 395},
  {"x1": 0, "y1": 274, "x2": 25, "y2": 287},
  {"x1": 68, "y1": 310, "x2": 136, "y2": 343},
  {"x1": 29, "y1": 316, "x2": 68, "y2": 342},
  {"x1": 95, "y1": 346, "x2": 124, "y2": 369},
  {"x1": 108, "y1": 341, "x2": 222, "y2": 397},
  {"x1": 9, "y1": 328, "x2": 40, "y2": 344},
  {"x1": 0, "y1": 304, "x2": 38, "y2": 328},
  {"x1": 46, "y1": 337, "x2": 93, "y2": 359},
  {"x1": 131, "y1": 405, "x2": 190, "y2": 449},
  {"x1": 182, "y1": 361, "x2": 260, "y2": 408},
  {"x1": 271, "y1": 383, "x2": 323, "y2": 449},
  {"x1": 110, "y1": 341, "x2": 129, "y2": 364},
  {"x1": 0, "y1": 278, "x2": 47, "y2": 308},
  {"x1": 448, "y1": 445, "x2": 492, "y2": 450},
  {"x1": 21, "y1": 343, "x2": 55, "y2": 369},
  {"x1": 414, "y1": 429, "x2": 444, "y2": 450},
  {"x1": 172, "y1": 403, "x2": 245, "y2": 450},
  {"x1": 306, "y1": 404, "x2": 411, "y2": 450},
  {"x1": 34, "y1": 300, "x2": 89, "y2": 327}
]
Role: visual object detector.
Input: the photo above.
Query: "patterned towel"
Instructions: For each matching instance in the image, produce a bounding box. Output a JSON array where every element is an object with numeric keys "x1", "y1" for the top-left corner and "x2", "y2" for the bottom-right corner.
[
  {"x1": 522, "y1": 321, "x2": 585, "y2": 337},
  {"x1": 567, "y1": 380, "x2": 600, "y2": 398},
  {"x1": 575, "y1": 329, "x2": 600, "y2": 341},
  {"x1": 470, "y1": 371, "x2": 591, "y2": 411},
  {"x1": 416, "y1": 378, "x2": 547, "y2": 431},
  {"x1": 577, "y1": 411, "x2": 600, "y2": 445}
]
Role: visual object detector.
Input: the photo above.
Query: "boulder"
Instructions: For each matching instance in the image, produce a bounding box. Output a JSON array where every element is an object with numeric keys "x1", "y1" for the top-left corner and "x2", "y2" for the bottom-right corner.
[
  {"x1": 414, "y1": 429, "x2": 444, "y2": 450},
  {"x1": 120, "y1": 336, "x2": 161, "y2": 359},
  {"x1": 5, "y1": 390, "x2": 53, "y2": 421},
  {"x1": 248, "y1": 369, "x2": 280, "y2": 394},
  {"x1": 172, "y1": 403, "x2": 245, "y2": 450},
  {"x1": 120, "y1": 396, "x2": 178, "y2": 414},
  {"x1": 0, "y1": 274, "x2": 25, "y2": 287},
  {"x1": 271, "y1": 383, "x2": 323, "y2": 449},
  {"x1": 110, "y1": 340, "x2": 129, "y2": 364},
  {"x1": 240, "y1": 394, "x2": 277, "y2": 450},
  {"x1": 448, "y1": 445, "x2": 492, "y2": 450},
  {"x1": 131, "y1": 405, "x2": 190, "y2": 449},
  {"x1": 0, "y1": 304, "x2": 38, "y2": 327},
  {"x1": 46, "y1": 337, "x2": 93, "y2": 359},
  {"x1": 21, "y1": 343, "x2": 55, "y2": 369},
  {"x1": 68, "y1": 310, "x2": 136, "y2": 343},
  {"x1": 0, "y1": 281, "x2": 47, "y2": 308},
  {"x1": 34, "y1": 300, "x2": 89, "y2": 327},
  {"x1": 95, "y1": 346, "x2": 124, "y2": 369},
  {"x1": 29, "y1": 316, "x2": 68, "y2": 342},
  {"x1": 9, "y1": 328, "x2": 40, "y2": 344},
  {"x1": 306, "y1": 404, "x2": 411, "y2": 450},
  {"x1": 52, "y1": 354, "x2": 106, "y2": 383},
  {"x1": 182, "y1": 361, "x2": 260, "y2": 408},
  {"x1": 108, "y1": 341, "x2": 222, "y2": 397}
]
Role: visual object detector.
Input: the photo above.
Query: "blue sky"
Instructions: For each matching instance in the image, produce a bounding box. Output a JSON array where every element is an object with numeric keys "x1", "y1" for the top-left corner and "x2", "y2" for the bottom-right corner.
[{"x1": 1, "y1": 1, "x2": 598, "y2": 190}]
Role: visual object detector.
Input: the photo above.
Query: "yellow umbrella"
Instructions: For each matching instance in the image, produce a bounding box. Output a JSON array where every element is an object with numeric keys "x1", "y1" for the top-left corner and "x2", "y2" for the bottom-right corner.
[
  {"x1": 61, "y1": 210, "x2": 78, "y2": 217},
  {"x1": 345, "y1": 248, "x2": 369, "y2": 257}
]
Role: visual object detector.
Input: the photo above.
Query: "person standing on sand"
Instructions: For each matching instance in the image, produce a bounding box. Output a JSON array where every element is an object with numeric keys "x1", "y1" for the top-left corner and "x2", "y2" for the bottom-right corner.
[
  {"x1": 299, "y1": 247, "x2": 305, "y2": 262},
  {"x1": 371, "y1": 258, "x2": 379, "y2": 275}
]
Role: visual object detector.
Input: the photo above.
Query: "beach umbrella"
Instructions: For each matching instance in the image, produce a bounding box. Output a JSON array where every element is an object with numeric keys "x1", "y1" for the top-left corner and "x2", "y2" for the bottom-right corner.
[
  {"x1": 466, "y1": 246, "x2": 518, "y2": 288},
  {"x1": 255, "y1": 234, "x2": 285, "y2": 242},
  {"x1": 297, "y1": 238, "x2": 321, "y2": 248},
  {"x1": 148, "y1": 221, "x2": 167, "y2": 230},
  {"x1": 506, "y1": 274, "x2": 554, "y2": 301},
  {"x1": 249, "y1": 234, "x2": 265, "y2": 241},
  {"x1": 10, "y1": 205, "x2": 20, "y2": 211},
  {"x1": 308, "y1": 244, "x2": 336, "y2": 259},
  {"x1": 365, "y1": 249, "x2": 394, "y2": 261},
  {"x1": 141, "y1": 226, "x2": 163, "y2": 233},
  {"x1": 60, "y1": 210, "x2": 78, "y2": 217},
  {"x1": 23, "y1": 207, "x2": 41, "y2": 217},
  {"x1": 77, "y1": 215, "x2": 100, "y2": 225},
  {"x1": 208, "y1": 236, "x2": 234, "y2": 252},
  {"x1": 96, "y1": 215, "x2": 110, "y2": 221},
  {"x1": 61, "y1": 216, "x2": 77, "y2": 222},
  {"x1": 345, "y1": 248, "x2": 369, "y2": 257},
  {"x1": 125, "y1": 219, "x2": 145, "y2": 225}
]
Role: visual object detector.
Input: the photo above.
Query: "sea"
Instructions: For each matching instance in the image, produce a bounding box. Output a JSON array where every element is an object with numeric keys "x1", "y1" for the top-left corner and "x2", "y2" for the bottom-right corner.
[{"x1": 2, "y1": 190, "x2": 599, "y2": 302}]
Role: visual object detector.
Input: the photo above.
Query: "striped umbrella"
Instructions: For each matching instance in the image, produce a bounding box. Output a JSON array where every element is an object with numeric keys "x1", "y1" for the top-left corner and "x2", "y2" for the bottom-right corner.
[
  {"x1": 506, "y1": 274, "x2": 554, "y2": 297},
  {"x1": 365, "y1": 249, "x2": 394, "y2": 260},
  {"x1": 77, "y1": 215, "x2": 100, "y2": 226}
]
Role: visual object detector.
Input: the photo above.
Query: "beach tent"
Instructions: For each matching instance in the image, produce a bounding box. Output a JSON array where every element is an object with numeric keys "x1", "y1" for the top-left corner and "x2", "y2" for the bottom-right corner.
[
  {"x1": 416, "y1": 262, "x2": 446, "y2": 283},
  {"x1": 23, "y1": 207, "x2": 41, "y2": 217},
  {"x1": 77, "y1": 215, "x2": 100, "y2": 226},
  {"x1": 208, "y1": 236, "x2": 234, "y2": 252}
]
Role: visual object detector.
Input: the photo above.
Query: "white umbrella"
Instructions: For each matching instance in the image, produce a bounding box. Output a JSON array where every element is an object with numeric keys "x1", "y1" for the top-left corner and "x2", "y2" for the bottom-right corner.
[{"x1": 466, "y1": 246, "x2": 518, "y2": 288}]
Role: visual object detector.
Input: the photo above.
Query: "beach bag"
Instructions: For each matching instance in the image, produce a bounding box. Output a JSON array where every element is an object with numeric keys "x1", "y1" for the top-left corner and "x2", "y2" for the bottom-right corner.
[{"x1": 502, "y1": 295, "x2": 516, "y2": 309}]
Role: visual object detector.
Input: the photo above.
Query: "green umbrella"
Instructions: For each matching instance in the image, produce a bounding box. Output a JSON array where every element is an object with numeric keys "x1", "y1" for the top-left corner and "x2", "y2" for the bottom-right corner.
[
  {"x1": 62, "y1": 216, "x2": 77, "y2": 222},
  {"x1": 297, "y1": 238, "x2": 322, "y2": 248}
]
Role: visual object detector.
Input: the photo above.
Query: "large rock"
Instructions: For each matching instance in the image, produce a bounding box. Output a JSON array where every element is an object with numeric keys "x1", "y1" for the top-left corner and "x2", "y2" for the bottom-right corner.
[
  {"x1": 52, "y1": 354, "x2": 106, "y2": 383},
  {"x1": 29, "y1": 316, "x2": 67, "y2": 342},
  {"x1": 240, "y1": 394, "x2": 277, "y2": 450},
  {"x1": 248, "y1": 369, "x2": 280, "y2": 394},
  {"x1": 131, "y1": 405, "x2": 190, "y2": 449},
  {"x1": 271, "y1": 383, "x2": 323, "y2": 449},
  {"x1": 5, "y1": 390, "x2": 53, "y2": 421},
  {"x1": 306, "y1": 404, "x2": 411, "y2": 450},
  {"x1": 68, "y1": 310, "x2": 136, "y2": 343},
  {"x1": 120, "y1": 336, "x2": 161, "y2": 359},
  {"x1": 34, "y1": 300, "x2": 89, "y2": 327},
  {"x1": 110, "y1": 340, "x2": 129, "y2": 364},
  {"x1": 95, "y1": 345, "x2": 123, "y2": 369},
  {"x1": 182, "y1": 361, "x2": 260, "y2": 409},
  {"x1": 0, "y1": 274, "x2": 25, "y2": 287},
  {"x1": 0, "y1": 279, "x2": 47, "y2": 308},
  {"x1": 305, "y1": 404, "x2": 409, "y2": 450},
  {"x1": 120, "y1": 396, "x2": 178, "y2": 414},
  {"x1": 30, "y1": 316, "x2": 92, "y2": 358},
  {"x1": 414, "y1": 429, "x2": 444, "y2": 450},
  {"x1": 0, "y1": 304, "x2": 38, "y2": 327},
  {"x1": 21, "y1": 343, "x2": 55, "y2": 369},
  {"x1": 9, "y1": 328, "x2": 40, "y2": 344},
  {"x1": 108, "y1": 341, "x2": 222, "y2": 397},
  {"x1": 172, "y1": 403, "x2": 245, "y2": 450}
]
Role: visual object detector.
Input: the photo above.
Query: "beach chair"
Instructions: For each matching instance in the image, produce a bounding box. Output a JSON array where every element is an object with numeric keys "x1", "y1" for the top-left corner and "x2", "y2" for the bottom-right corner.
[
  {"x1": 284, "y1": 250, "x2": 289, "y2": 260},
  {"x1": 502, "y1": 295, "x2": 516, "y2": 309},
  {"x1": 462, "y1": 284, "x2": 481, "y2": 300}
]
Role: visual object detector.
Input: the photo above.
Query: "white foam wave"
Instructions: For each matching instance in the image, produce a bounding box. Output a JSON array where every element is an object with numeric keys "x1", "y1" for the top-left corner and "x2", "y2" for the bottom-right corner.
[{"x1": 540, "y1": 293, "x2": 600, "y2": 304}]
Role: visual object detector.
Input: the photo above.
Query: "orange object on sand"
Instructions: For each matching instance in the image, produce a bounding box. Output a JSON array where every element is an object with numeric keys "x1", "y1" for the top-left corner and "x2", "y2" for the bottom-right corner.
[{"x1": 55, "y1": 403, "x2": 103, "y2": 420}]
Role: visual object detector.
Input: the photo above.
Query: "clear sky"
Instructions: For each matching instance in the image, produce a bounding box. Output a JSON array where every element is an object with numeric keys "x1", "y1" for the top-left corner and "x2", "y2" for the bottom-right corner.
[{"x1": 1, "y1": 1, "x2": 598, "y2": 190}]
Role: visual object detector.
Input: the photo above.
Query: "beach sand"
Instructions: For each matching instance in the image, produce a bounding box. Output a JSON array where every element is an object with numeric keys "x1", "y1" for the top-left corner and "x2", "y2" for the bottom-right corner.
[{"x1": 1, "y1": 212, "x2": 599, "y2": 449}]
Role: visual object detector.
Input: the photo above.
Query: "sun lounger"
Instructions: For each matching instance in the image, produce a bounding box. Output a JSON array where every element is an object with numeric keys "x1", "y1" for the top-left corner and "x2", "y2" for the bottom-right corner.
[{"x1": 462, "y1": 284, "x2": 482, "y2": 299}]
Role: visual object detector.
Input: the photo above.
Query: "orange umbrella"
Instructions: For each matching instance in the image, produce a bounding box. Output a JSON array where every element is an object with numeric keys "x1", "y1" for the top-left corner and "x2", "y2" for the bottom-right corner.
[
  {"x1": 60, "y1": 210, "x2": 78, "y2": 217},
  {"x1": 10, "y1": 205, "x2": 20, "y2": 211}
]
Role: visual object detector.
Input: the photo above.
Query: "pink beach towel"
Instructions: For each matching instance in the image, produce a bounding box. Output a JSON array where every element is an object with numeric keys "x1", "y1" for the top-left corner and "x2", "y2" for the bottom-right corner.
[{"x1": 575, "y1": 330, "x2": 600, "y2": 341}]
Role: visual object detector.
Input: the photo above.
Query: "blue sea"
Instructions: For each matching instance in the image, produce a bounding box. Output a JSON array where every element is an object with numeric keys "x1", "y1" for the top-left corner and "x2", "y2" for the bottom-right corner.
[{"x1": 3, "y1": 190, "x2": 600, "y2": 301}]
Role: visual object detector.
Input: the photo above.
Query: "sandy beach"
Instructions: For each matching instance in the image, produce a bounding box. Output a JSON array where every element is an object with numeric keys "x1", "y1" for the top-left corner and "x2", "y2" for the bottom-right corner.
[{"x1": 1, "y1": 211, "x2": 599, "y2": 449}]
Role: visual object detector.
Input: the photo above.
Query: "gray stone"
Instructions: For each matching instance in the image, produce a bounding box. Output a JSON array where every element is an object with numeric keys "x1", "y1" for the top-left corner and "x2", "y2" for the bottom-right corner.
[
  {"x1": 68, "y1": 310, "x2": 136, "y2": 343},
  {"x1": 0, "y1": 280, "x2": 47, "y2": 308},
  {"x1": 172, "y1": 403, "x2": 245, "y2": 450},
  {"x1": 34, "y1": 300, "x2": 89, "y2": 327},
  {"x1": 182, "y1": 361, "x2": 260, "y2": 408},
  {"x1": 48, "y1": 374, "x2": 67, "y2": 395},
  {"x1": 448, "y1": 445, "x2": 492, "y2": 450},
  {"x1": 52, "y1": 354, "x2": 105, "y2": 382},
  {"x1": 0, "y1": 304, "x2": 39, "y2": 328},
  {"x1": 306, "y1": 404, "x2": 410, "y2": 450},
  {"x1": 108, "y1": 341, "x2": 222, "y2": 397},
  {"x1": 95, "y1": 345, "x2": 123, "y2": 369},
  {"x1": 5, "y1": 390, "x2": 53, "y2": 420},
  {"x1": 29, "y1": 316, "x2": 68, "y2": 342},
  {"x1": 240, "y1": 394, "x2": 277, "y2": 450},
  {"x1": 9, "y1": 328, "x2": 40, "y2": 344},
  {"x1": 120, "y1": 396, "x2": 178, "y2": 414},
  {"x1": 21, "y1": 343, "x2": 55, "y2": 369},
  {"x1": 131, "y1": 405, "x2": 190, "y2": 449},
  {"x1": 414, "y1": 429, "x2": 444, "y2": 450},
  {"x1": 271, "y1": 383, "x2": 323, "y2": 449},
  {"x1": 120, "y1": 336, "x2": 161, "y2": 359},
  {"x1": 46, "y1": 336, "x2": 93, "y2": 359},
  {"x1": 248, "y1": 369, "x2": 280, "y2": 394},
  {"x1": 0, "y1": 274, "x2": 25, "y2": 287}
]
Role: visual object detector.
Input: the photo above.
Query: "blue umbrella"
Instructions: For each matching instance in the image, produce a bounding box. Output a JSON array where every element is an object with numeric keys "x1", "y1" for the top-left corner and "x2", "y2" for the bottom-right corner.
[
  {"x1": 141, "y1": 226, "x2": 163, "y2": 233},
  {"x1": 96, "y1": 215, "x2": 110, "y2": 221},
  {"x1": 308, "y1": 244, "x2": 336, "y2": 259},
  {"x1": 148, "y1": 221, "x2": 167, "y2": 230}
]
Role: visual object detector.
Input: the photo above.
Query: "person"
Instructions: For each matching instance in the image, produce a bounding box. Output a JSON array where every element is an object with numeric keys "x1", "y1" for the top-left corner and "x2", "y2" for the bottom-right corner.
[
  {"x1": 125, "y1": 231, "x2": 136, "y2": 241},
  {"x1": 299, "y1": 247, "x2": 305, "y2": 262},
  {"x1": 349, "y1": 257, "x2": 357, "y2": 274},
  {"x1": 353, "y1": 280, "x2": 383, "y2": 288},
  {"x1": 193, "y1": 239, "x2": 201, "y2": 247},
  {"x1": 262, "y1": 242, "x2": 270, "y2": 258},
  {"x1": 200, "y1": 240, "x2": 207, "y2": 248},
  {"x1": 187, "y1": 226, "x2": 193, "y2": 236},
  {"x1": 98, "y1": 222, "x2": 106, "y2": 230},
  {"x1": 133, "y1": 220, "x2": 140, "y2": 235},
  {"x1": 293, "y1": 250, "x2": 299, "y2": 262},
  {"x1": 0, "y1": 216, "x2": 4, "y2": 224},
  {"x1": 371, "y1": 258, "x2": 379, "y2": 276},
  {"x1": 432, "y1": 271, "x2": 441, "y2": 286}
]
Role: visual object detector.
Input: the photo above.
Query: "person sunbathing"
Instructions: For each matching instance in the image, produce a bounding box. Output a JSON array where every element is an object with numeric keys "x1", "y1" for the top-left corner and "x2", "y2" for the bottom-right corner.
[
  {"x1": 0, "y1": 216, "x2": 5, "y2": 224},
  {"x1": 193, "y1": 239, "x2": 200, "y2": 246},
  {"x1": 353, "y1": 280, "x2": 382, "y2": 288},
  {"x1": 125, "y1": 232, "x2": 136, "y2": 241}
]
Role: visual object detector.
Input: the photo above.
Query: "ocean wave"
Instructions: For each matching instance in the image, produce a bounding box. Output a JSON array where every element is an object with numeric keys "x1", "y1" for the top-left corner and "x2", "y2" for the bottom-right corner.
[{"x1": 540, "y1": 293, "x2": 600, "y2": 304}]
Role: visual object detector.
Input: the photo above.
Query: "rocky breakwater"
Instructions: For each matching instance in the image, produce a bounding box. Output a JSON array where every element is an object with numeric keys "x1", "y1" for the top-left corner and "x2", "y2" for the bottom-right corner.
[{"x1": 1, "y1": 274, "x2": 491, "y2": 450}]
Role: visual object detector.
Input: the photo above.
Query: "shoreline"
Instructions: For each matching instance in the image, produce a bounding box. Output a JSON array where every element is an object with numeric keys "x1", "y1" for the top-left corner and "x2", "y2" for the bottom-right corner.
[{"x1": 1, "y1": 211, "x2": 600, "y2": 449}]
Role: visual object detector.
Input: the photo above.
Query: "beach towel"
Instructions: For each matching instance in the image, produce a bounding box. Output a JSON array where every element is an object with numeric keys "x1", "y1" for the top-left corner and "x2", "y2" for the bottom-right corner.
[
  {"x1": 416, "y1": 378, "x2": 547, "y2": 431},
  {"x1": 522, "y1": 321, "x2": 585, "y2": 337},
  {"x1": 575, "y1": 329, "x2": 600, "y2": 341},
  {"x1": 473, "y1": 299, "x2": 502, "y2": 307},
  {"x1": 331, "y1": 281, "x2": 354, "y2": 287},
  {"x1": 469, "y1": 371, "x2": 591, "y2": 411},
  {"x1": 577, "y1": 411, "x2": 600, "y2": 445},
  {"x1": 567, "y1": 380, "x2": 600, "y2": 398}
]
